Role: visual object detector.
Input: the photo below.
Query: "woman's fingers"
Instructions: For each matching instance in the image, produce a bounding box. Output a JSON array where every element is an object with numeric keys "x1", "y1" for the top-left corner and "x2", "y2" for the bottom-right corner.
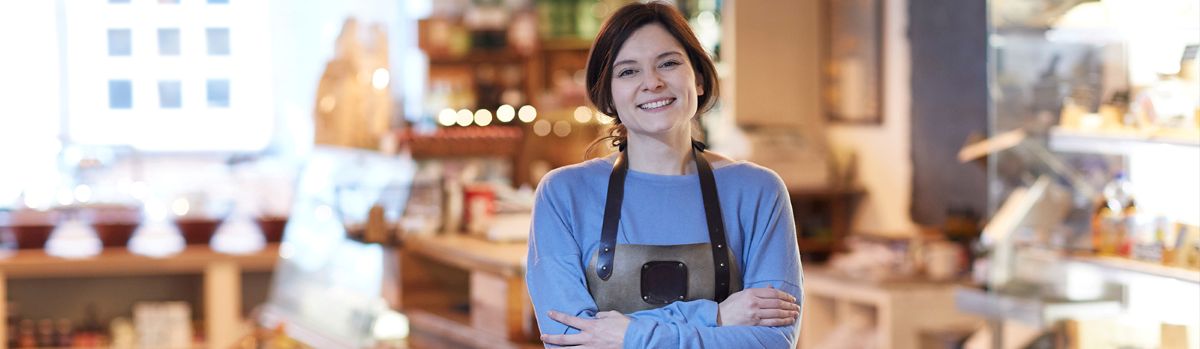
[
  {"x1": 548, "y1": 310, "x2": 591, "y2": 330},
  {"x1": 541, "y1": 333, "x2": 588, "y2": 346},
  {"x1": 748, "y1": 298, "x2": 800, "y2": 312},
  {"x1": 755, "y1": 308, "x2": 799, "y2": 320},
  {"x1": 757, "y1": 317, "x2": 797, "y2": 327}
]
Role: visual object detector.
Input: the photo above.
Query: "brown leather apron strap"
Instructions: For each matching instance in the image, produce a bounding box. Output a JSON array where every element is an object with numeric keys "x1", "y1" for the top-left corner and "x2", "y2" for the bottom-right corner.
[
  {"x1": 595, "y1": 140, "x2": 733, "y2": 302},
  {"x1": 692, "y1": 141, "x2": 733, "y2": 302},
  {"x1": 596, "y1": 150, "x2": 627, "y2": 280}
]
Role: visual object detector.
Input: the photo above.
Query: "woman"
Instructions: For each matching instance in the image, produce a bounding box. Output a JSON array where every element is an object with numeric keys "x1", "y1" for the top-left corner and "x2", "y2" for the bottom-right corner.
[{"x1": 525, "y1": 2, "x2": 803, "y2": 348}]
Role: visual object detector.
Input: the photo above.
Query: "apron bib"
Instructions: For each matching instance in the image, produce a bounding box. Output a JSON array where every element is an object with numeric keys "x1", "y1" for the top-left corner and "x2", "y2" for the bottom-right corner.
[{"x1": 585, "y1": 141, "x2": 743, "y2": 314}]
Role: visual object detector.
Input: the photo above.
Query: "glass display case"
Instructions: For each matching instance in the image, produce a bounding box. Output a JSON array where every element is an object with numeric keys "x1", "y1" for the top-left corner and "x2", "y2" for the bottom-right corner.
[
  {"x1": 964, "y1": 0, "x2": 1200, "y2": 347},
  {"x1": 987, "y1": 0, "x2": 1199, "y2": 240},
  {"x1": 260, "y1": 146, "x2": 416, "y2": 348}
]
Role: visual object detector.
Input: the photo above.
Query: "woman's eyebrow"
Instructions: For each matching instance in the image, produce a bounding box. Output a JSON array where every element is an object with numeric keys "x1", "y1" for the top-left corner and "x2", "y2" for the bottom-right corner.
[{"x1": 613, "y1": 51, "x2": 685, "y2": 68}]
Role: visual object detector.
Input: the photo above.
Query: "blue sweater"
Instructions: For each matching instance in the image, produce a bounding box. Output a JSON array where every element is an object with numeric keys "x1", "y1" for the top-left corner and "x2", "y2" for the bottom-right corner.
[{"x1": 526, "y1": 157, "x2": 804, "y2": 348}]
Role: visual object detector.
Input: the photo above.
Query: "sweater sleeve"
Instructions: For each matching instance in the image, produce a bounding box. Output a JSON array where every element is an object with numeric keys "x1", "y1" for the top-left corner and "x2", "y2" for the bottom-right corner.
[
  {"x1": 525, "y1": 177, "x2": 598, "y2": 340},
  {"x1": 621, "y1": 171, "x2": 804, "y2": 349}
]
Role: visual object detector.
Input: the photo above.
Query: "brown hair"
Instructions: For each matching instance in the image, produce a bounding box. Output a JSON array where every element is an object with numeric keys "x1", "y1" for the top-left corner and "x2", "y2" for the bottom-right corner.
[{"x1": 585, "y1": 1, "x2": 719, "y2": 154}]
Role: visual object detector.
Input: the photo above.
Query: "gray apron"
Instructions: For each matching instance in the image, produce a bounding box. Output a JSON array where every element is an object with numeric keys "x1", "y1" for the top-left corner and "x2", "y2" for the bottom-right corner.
[{"x1": 585, "y1": 141, "x2": 743, "y2": 314}]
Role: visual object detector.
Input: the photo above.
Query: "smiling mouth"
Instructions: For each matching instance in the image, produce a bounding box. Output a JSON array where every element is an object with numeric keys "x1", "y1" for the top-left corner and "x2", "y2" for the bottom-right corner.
[{"x1": 637, "y1": 98, "x2": 676, "y2": 110}]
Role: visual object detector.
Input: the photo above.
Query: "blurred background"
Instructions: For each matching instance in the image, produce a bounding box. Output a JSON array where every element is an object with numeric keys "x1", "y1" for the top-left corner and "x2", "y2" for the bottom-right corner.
[{"x1": 0, "y1": 0, "x2": 1196, "y2": 348}]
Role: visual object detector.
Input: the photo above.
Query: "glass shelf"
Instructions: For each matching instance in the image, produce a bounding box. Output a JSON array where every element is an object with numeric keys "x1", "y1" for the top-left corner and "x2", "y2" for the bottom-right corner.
[
  {"x1": 1049, "y1": 127, "x2": 1200, "y2": 156},
  {"x1": 954, "y1": 285, "x2": 1123, "y2": 328},
  {"x1": 1070, "y1": 255, "x2": 1200, "y2": 284}
]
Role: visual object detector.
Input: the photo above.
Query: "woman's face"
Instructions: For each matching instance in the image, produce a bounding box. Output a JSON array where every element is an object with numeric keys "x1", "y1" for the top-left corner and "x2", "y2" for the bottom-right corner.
[{"x1": 610, "y1": 23, "x2": 702, "y2": 138}]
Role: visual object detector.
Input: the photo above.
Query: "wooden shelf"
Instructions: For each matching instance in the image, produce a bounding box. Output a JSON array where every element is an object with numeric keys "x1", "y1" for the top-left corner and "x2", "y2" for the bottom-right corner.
[
  {"x1": 401, "y1": 235, "x2": 526, "y2": 278},
  {"x1": 0, "y1": 244, "x2": 278, "y2": 279},
  {"x1": 540, "y1": 38, "x2": 592, "y2": 51},
  {"x1": 407, "y1": 308, "x2": 541, "y2": 349},
  {"x1": 802, "y1": 266, "x2": 981, "y2": 349},
  {"x1": 789, "y1": 186, "x2": 864, "y2": 261},
  {"x1": 24, "y1": 343, "x2": 207, "y2": 349},
  {"x1": 0, "y1": 245, "x2": 278, "y2": 349},
  {"x1": 393, "y1": 127, "x2": 525, "y2": 160},
  {"x1": 428, "y1": 49, "x2": 530, "y2": 65}
]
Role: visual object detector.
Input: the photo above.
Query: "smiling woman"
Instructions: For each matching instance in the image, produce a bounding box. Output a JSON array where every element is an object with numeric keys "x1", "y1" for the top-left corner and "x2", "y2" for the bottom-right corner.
[{"x1": 524, "y1": 2, "x2": 805, "y2": 349}]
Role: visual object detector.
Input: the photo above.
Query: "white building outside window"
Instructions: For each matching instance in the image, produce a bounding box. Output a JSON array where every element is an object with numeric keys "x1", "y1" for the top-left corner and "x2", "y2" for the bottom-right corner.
[{"x1": 62, "y1": 0, "x2": 275, "y2": 152}]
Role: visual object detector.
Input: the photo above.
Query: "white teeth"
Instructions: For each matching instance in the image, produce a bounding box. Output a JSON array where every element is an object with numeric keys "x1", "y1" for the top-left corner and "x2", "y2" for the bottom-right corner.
[{"x1": 638, "y1": 98, "x2": 674, "y2": 109}]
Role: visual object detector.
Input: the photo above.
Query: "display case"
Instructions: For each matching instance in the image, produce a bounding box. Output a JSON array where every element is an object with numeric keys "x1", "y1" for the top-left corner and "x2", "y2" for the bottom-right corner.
[
  {"x1": 966, "y1": 0, "x2": 1200, "y2": 347},
  {"x1": 259, "y1": 146, "x2": 416, "y2": 348}
]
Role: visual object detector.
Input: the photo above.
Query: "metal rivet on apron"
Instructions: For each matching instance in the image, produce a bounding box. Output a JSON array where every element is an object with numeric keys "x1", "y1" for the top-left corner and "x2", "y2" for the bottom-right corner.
[
  {"x1": 717, "y1": 244, "x2": 722, "y2": 249},
  {"x1": 601, "y1": 266, "x2": 607, "y2": 270},
  {"x1": 678, "y1": 296, "x2": 684, "y2": 300},
  {"x1": 604, "y1": 247, "x2": 610, "y2": 252},
  {"x1": 643, "y1": 264, "x2": 649, "y2": 269},
  {"x1": 719, "y1": 263, "x2": 725, "y2": 267},
  {"x1": 677, "y1": 263, "x2": 684, "y2": 268},
  {"x1": 642, "y1": 296, "x2": 648, "y2": 300}
]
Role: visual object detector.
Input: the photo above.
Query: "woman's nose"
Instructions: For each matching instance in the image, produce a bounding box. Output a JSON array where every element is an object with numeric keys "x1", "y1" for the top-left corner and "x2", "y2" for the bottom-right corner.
[{"x1": 641, "y1": 71, "x2": 665, "y2": 91}]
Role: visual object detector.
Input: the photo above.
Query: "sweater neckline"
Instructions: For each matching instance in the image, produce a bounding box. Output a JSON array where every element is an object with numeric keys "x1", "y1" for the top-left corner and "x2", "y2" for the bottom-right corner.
[{"x1": 587, "y1": 157, "x2": 744, "y2": 184}]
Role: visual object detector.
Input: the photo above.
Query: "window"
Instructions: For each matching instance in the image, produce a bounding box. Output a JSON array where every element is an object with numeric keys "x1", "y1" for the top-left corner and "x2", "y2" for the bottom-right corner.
[
  {"x1": 207, "y1": 79, "x2": 229, "y2": 107},
  {"x1": 109, "y1": 80, "x2": 132, "y2": 109},
  {"x1": 60, "y1": 0, "x2": 276, "y2": 151},
  {"x1": 107, "y1": 29, "x2": 131, "y2": 56},
  {"x1": 158, "y1": 80, "x2": 181, "y2": 108},
  {"x1": 206, "y1": 28, "x2": 230, "y2": 55},
  {"x1": 158, "y1": 28, "x2": 180, "y2": 55}
]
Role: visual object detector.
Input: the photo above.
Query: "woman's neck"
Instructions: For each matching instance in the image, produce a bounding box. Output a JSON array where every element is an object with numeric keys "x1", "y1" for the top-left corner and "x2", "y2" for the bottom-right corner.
[{"x1": 625, "y1": 130, "x2": 695, "y2": 175}]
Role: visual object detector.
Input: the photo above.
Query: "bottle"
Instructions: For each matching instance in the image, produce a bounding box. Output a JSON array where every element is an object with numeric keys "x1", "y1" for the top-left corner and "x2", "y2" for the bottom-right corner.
[
  {"x1": 1151, "y1": 217, "x2": 1169, "y2": 264},
  {"x1": 1102, "y1": 172, "x2": 1136, "y2": 257},
  {"x1": 1119, "y1": 198, "x2": 1138, "y2": 258},
  {"x1": 7, "y1": 302, "x2": 18, "y2": 349},
  {"x1": 1103, "y1": 172, "x2": 1133, "y2": 212},
  {"x1": 74, "y1": 303, "x2": 104, "y2": 347},
  {"x1": 54, "y1": 319, "x2": 73, "y2": 348},
  {"x1": 1091, "y1": 200, "x2": 1118, "y2": 255},
  {"x1": 17, "y1": 319, "x2": 35, "y2": 349}
]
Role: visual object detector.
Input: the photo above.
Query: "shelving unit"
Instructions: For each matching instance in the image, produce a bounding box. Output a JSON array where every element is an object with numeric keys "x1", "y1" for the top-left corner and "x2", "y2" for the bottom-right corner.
[
  {"x1": 980, "y1": 2, "x2": 1200, "y2": 346},
  {"x1": 397, "y1": 234, "x2": 539, "y2": 349},
  {"x1": 801, "y1": 267, "x2": 981, "y2": 349},
  {"x1": 0, "y1": 244, "x2": 279, "y2": 349},
  {"x1": 789, "y1": 186, "x2": 864, "y2": 261}
]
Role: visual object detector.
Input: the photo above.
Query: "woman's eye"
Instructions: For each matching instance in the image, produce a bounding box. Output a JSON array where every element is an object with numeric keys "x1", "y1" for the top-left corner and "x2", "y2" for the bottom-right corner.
[
  {"x1": 660, "y1": 60, "x2": 681, "y2": 68},
  {"x1": 616, "y1": 69, "x2": 636, "y2": 78}
]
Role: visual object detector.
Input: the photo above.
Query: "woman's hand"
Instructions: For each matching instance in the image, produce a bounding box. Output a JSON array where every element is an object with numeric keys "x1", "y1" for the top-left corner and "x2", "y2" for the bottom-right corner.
[
  {"x1": 717, "y1": 286, "x2": 800, "y2": 327},
  {"x1": 541, "y1": 310, "x2": 629, "y2": 348}
]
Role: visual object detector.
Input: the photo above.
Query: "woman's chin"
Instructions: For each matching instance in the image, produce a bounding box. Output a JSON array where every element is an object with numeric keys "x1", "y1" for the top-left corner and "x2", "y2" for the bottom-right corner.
[{"x1": 626, "y1": 123, "x2": 692, "y2": 139}]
